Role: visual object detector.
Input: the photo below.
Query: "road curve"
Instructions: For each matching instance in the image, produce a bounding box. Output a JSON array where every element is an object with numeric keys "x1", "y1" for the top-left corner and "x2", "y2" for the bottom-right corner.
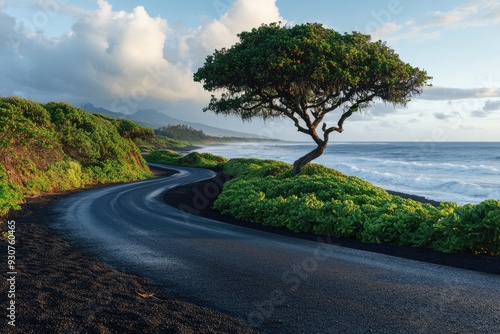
[{"x1": 53, "y1": 164, "x2": 500, "y2": 334}]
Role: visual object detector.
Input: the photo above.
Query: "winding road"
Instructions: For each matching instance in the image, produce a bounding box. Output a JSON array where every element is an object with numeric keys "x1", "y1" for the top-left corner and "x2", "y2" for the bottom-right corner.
[{"x1": 53, "y1": 164, "x2": 500, "y2": 333}]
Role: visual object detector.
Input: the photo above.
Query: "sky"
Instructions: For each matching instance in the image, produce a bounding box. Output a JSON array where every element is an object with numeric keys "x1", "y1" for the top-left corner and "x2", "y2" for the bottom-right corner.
[{"x1": 1, "y1": 0, "x2": 499, "y2": 142}]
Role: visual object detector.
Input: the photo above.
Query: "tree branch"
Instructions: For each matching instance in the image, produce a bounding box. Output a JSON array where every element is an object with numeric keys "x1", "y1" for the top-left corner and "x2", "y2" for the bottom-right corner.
[
  {"x1": 283, "y1": 110, "x2": 310, "y2": 135},
  {"x1": 320, "y1": 101, "x2": 360, "y2": 142},
  {"x1": 337, "y1": 109, "x2": 353, "y2": 129}
]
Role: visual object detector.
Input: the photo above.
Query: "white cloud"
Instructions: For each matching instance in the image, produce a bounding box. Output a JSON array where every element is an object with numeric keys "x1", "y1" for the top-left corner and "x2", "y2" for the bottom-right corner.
[
  {"x1": 221, "y1": 0, "x2": 282, "y2": 34},
  {"x1": 471, "y1": 110, "x2": 489, "y2": 118},
  {"x1": 471, "y1": 99, "x2": 500, "y2": 118},
  {"x1": 0, "y1": 0, "x2": 283, "y2": 112},
  {"x1": 418, "y1": 87, "x2": 500, "y2": 101},
  {"x1": 369, "y1": 22, "x2": 401, "y2": 41},
  {"x1": 433, "y1": 111, "x2": 462, "y2": 120},
  {"x1": 183, "y1": 0, "x2": 283, "y2": 66},
  {"x1": 427, "y1": 0, "x2": 500, "y2": 29},
  {"x1": 371, "y1": 0, "x2": 500, "y2": 43},
  {"x1": 367, "y1": 103, "x2": 399, "y2": 116}
]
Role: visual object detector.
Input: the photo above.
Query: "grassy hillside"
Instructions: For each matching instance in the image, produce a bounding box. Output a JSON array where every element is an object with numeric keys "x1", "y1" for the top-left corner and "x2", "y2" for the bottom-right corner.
[{"x1": 0, "y1": 97, "x2": 152, "y2": 216}]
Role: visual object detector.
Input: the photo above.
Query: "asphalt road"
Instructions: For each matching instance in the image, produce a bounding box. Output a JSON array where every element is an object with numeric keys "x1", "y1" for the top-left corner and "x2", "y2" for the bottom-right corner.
[{"x1": 53, "y1": 164, "x2": 500, "y2": 334}]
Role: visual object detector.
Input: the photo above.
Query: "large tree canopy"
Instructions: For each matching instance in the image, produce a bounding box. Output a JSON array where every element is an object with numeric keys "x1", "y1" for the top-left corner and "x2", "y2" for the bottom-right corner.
[{"x1": 194, "y1": 22, "x2": 431, "y2": 174}]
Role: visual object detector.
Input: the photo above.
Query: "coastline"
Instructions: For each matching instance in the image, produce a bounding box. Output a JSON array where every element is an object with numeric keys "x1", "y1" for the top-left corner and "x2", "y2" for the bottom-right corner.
[
  {"x1": 385, "y1": 189, "x2": 441, "y2": 206},
  {"x1": 183, "y1": 141, "x2": 500, "y2": 205},
  {"x1": 177, "y1": 144, "x2": 442, "y2": 207}
]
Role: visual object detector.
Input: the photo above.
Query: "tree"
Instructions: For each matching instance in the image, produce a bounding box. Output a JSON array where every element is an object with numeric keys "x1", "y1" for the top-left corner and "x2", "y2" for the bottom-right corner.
[{"x1": 194, "y1": 23, "x2": 431, "y2": 174}]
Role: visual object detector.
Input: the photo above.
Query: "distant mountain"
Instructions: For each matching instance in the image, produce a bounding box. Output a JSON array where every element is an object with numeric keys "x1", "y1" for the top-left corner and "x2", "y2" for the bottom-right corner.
[
  {"x1": 81, "y1": 103, "x2": 264, "y2": 138},
  {"x1": 179, "y1": 121, "x2": 260, "y2": 138},
  {"x1": 81, "y1": 103, "x2": 130, "y2": 120},
  {"x1": 132, "y1": 109, "x2": 183, "y2": 125}
]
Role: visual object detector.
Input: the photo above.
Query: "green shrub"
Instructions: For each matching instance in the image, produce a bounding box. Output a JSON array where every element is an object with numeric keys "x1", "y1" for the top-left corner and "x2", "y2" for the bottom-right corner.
[
  {"x1": 0, "y1": 97, "x2": 151, "y2": 217},
  {"x1": 95, "y1": 115, "x2": 154, "y2": 140},
  {"x1": 136, "y1": 136, "x2": 191, "y2": 152},
  {"x1": 213, "y1": 158, "x2": 499, "y2": 256},
  {"x1": 0, "y1": 181, "x2": 22, "y2": 216},
  {"x1": 155, "y1": 125, "x2": 210, "y2": 143},
  {"x1": 432, "y1": 200, "x2": 500, "y2": 255},
  {"x1": 145, "y1": 150, "x2": 228, "y2": 168},
  {"x1": 177, "y1": 152, "x2": 227, "y2": 168},
  {"x1": 223, "y1": 158, "x2": 291, "y2": 178},
  {"x1": 144, "y1": 150, "x2": 184, "y2": 165}
]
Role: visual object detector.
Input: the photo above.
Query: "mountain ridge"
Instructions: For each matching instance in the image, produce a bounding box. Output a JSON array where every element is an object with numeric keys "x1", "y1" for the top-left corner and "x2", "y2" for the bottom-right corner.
[{"x1": 81, "y1": 103, "x2": 265, "y2": 138}]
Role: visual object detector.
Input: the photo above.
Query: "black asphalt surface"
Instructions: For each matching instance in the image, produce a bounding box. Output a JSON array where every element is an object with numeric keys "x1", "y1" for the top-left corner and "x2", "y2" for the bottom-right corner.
[{"x1": 53, "y1": 164, "x2": 500, "y2": 333}]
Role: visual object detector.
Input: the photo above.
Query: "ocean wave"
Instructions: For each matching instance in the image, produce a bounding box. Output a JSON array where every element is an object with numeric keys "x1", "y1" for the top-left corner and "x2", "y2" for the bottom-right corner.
[
  {"x1": 432, "y1": 181, "x2": 495, "y2": 197},
  {"x1": 333, "y1": 163, "x2": 498, "y2": 204},
  {"x1": 487, "y1": 189, "x2": 500, "y2": 199},
  {"x1": 334, "y1": 157, "x2": 500, "y2": 175}
]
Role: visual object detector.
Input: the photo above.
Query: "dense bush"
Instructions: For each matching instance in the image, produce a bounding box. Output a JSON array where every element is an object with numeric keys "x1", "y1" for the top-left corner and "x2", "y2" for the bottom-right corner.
[
  {"x1": 145, "y1": 150, "x2": 227, "y2": 168},
  {"x1": 0, "y1": 166, "x2": 22, "y2": 215},
  {"x1": 95, "y1": 115, "x2": 154, "y2": 141},
  {"x1": 214, "y1": 158, "x2": 499, "y2": 256},
  {"x1": 178, "y1": 152, "x2": 228, "y2": 168},
  {"x1": 135, "y1": 136, "x2": 191, "y2": 152},
  {"x1": 144, "y1": 150, "x2": 184, "y2": 165},
  {"x1": 432, "y1": 200, "x2": 500, "y2": 255},
  {"x1": 156, "y1": 125, "x2": 210, "y2": 143},
  {"x1": 0, "y1": 97, "x2": 152, "y2": 216}
]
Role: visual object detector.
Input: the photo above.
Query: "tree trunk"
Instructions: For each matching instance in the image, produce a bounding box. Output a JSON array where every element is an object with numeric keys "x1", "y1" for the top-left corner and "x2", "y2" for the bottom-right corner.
[{"x1": 292, "y1": 142, "x2": 327, "y2": 175}]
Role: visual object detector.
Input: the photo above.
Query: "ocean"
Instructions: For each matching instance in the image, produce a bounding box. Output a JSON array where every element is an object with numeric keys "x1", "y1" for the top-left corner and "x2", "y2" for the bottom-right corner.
[{"x1": 196, "y1": 142, "x2": 500, "y2": 205}]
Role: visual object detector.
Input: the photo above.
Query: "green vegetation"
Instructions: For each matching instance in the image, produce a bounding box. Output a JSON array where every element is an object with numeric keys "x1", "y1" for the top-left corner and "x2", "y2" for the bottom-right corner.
[
  {"x1": 94, "y1": 115, "x2": 154, "y2": 141},
  {"x1": 156, "y1": 125, "x2": 210, "y2": 143},
  {"x1": 137, "y1": 124, "x2": 274, "y2": 152},
  {"x1": 194, "y1": 22, "x2": 431, "y2": 174},
  {"x1": 137, "y1": 125, "x2": 196, "y2": 152},
  {"x1": 211, "y1": 159, "x2": 499, "y2": 256},
  {"x1": 0, "y1": 97, "x2": 152, "y2": 216},
  {"x1": 135, "y1": 136, "x2": 192, "y2": 152},
  {"x1": 145, "y1": 150, "x2": 227, "y2": 168}
]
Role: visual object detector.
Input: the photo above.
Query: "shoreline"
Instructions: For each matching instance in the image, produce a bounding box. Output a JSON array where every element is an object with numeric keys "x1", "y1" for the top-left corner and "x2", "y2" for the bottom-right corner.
[
  {"x1": 385, "y1": 189, "x2": 441, "y2": 206},
  {"x1": 174, "y1": 144, "x2": 443, "y2": 206},
  {"x1": 177, "y1": 142, "x2": 499, "y2": 206}
]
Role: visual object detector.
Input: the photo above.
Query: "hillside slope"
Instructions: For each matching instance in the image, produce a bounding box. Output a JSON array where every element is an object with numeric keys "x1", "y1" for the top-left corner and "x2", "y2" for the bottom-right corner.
[
  {"x1": 0, "y1": 97, "x2": 152, "y2": 216},
  {"x1": 81, "y1": 103, "x2": 268, "y2": 138}
]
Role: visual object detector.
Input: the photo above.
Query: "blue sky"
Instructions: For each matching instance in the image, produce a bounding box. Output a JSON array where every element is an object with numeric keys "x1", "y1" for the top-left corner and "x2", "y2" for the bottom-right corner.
[{"x1": 1, "y1": 0, "x2": 499, "y2": 141}]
